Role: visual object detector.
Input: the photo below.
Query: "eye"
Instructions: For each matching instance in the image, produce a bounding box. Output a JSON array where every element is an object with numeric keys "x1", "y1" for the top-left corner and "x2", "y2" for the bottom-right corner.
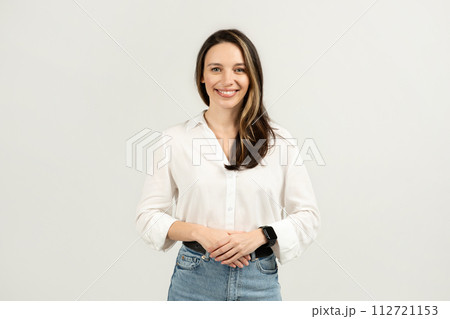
[
  {"x1": 211, "y1": 67, "x2": 220, "y2": 72},
  {"x1": 236, "y1": 68, "x2": 246, "y2": 73}
]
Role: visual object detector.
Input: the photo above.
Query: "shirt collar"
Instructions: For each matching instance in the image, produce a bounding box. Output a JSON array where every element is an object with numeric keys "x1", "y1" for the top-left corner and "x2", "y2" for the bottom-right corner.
[{"x1": 186, "y1": 109, "x2": 208, "y2": 131}]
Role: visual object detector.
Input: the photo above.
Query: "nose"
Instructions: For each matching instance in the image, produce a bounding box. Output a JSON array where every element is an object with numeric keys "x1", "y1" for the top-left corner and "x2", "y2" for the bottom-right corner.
[{"x1": 221, "y1": 69, "x2": 235, "y2": 86}]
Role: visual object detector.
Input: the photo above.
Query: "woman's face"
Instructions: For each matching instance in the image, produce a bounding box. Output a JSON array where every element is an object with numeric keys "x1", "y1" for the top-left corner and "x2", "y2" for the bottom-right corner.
[{"x1": 201, "y1": 42, "x2": 250, "y2": 111}]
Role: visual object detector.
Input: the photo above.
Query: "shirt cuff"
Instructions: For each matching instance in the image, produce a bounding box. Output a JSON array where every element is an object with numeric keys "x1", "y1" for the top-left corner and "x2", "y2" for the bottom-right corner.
[
  {"x1": 268, "y1": 219, "x2": 300, "y2": 265},
  {"x1": 140, "y1": 211, "x2": 178, "y2": 252}
]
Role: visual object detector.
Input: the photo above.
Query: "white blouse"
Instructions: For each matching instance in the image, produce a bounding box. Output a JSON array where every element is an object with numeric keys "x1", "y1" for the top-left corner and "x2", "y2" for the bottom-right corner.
[{"x1": 135, "y1": 109, "x2": 320, "y2": 265}]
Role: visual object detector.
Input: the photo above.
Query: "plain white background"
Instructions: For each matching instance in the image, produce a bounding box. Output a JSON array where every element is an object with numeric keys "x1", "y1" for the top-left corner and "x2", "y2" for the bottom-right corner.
[{"x1": 1, "y1": 0, "x2": 449, "y2": 300}]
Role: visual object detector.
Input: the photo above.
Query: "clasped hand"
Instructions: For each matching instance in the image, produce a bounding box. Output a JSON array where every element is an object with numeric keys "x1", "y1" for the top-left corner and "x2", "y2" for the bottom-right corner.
[{"x1": 197, "y1": 227, "x2": 263, "y2": 268}]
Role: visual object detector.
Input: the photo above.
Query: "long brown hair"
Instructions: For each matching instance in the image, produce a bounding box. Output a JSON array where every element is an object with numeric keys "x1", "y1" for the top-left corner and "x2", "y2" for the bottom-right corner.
[{"x1": 195, "y1": 29, "x2": 277, "y2": 170}]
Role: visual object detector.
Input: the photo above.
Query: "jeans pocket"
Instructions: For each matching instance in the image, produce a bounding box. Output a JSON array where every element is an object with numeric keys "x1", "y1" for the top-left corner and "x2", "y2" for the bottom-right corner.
[
  {"x1": 176, "y1": 247, "x2": 203, "y2": 270},
  {"x1": 256, "y1": 254, "x2": 278, "y2": 274}
]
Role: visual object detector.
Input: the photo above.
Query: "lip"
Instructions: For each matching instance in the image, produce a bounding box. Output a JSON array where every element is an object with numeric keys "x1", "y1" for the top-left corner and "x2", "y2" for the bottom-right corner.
[{"x1": 215, "y1": 89, "x2": 239, "y2": 98}]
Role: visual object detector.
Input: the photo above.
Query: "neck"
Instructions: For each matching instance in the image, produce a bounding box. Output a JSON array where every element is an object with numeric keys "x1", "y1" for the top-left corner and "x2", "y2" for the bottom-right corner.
[{"x1": 204, "y1": 106, "x2": 240, "y2": 135}]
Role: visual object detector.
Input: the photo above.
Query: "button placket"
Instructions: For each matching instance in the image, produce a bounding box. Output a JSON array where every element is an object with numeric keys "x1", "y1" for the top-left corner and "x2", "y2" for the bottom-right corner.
[{"x1": 225, "y1": 172, "x2": 237, "y2": 230}]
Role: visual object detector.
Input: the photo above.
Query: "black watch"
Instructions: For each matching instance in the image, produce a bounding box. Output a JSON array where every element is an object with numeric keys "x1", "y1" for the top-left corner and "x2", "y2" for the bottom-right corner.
[{"x1": 259, "y1": 226, "x2": 277, "y2": 247}]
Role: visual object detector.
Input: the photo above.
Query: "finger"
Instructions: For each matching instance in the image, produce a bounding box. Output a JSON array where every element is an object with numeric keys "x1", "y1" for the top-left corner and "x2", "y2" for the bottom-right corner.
[
  {"x1": 210, "y1": 242, "x2": 232, "y2": 259},
  {"x1": 238, "y1": 257, "x2": 249, "y2": 266},
  {"x1": 221, "y1": 251, "x2": 242, "y2": 265},
  {"x1": 226, "y1": 259, "x2": 244, "y2": 268},
  {"x1": 209, "y1": 237, "x2": 231, "y2": 254},
  {"x1": 209, "y1": 244, "x2": 233, "y2": 258},
  {"x1": 216, "y1": 247, "x2": 238, "y2": 262},
  {"x1": 223, "y1": 259, "x2": 240, "y2": 268},
  {"x1": 212, "y1": 243, "x2": 235, "y2": 260}
]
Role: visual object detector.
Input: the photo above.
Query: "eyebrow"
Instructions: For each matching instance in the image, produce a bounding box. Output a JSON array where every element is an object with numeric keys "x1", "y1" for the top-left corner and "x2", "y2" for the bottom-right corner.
[{"x1": 206, "y1": 63, "x2": 246, "y2": 67}]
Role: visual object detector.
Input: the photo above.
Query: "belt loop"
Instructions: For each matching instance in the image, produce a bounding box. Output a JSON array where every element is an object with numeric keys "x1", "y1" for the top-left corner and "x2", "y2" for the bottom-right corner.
[{"x1": 250, "y1": 251, "x2": 256, "y2": 261}]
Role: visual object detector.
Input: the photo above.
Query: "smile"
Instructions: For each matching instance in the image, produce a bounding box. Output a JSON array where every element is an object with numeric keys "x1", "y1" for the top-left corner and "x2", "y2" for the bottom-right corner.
[{"x1": 215, "y1": 89, "x2": 239, "y2": 98}]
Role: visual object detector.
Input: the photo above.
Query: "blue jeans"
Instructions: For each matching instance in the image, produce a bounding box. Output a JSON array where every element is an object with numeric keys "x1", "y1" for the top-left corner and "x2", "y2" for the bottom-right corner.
[{"x1": 167, "y1": 244, "x2": 282, "y2": 301}]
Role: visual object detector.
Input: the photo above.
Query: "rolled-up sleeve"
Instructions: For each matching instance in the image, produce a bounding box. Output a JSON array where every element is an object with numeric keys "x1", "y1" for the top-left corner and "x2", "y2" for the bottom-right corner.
[
  {"x1": 268, "y1": 137, "x2": 321, "y2": 265},
  {"x1": 135, "y1": 138, "x2": 179, "y2": 252}
]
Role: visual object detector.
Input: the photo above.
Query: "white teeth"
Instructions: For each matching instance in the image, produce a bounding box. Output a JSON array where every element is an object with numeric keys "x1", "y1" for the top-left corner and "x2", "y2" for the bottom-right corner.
[{"x1": 217, "y1": 90, "x2": 237, "y2": 95}]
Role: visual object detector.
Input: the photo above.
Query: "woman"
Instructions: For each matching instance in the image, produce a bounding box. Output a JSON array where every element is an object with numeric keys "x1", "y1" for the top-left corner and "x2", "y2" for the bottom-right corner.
[{"x1": 136, "y1": 29, "x2": 320, "y2": 301}]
